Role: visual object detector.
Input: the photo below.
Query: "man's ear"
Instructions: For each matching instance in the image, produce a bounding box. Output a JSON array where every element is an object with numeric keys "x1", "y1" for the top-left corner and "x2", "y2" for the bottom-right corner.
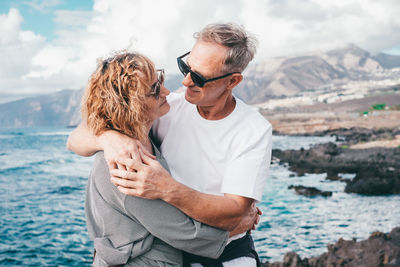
[{"x1": 227, "y1": 74, "x2": 243, "y2": 90}]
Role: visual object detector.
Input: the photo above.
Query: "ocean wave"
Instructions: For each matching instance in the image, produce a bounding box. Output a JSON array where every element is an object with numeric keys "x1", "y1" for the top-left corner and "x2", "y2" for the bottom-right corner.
[
  {"x1": 28, "y1": 159, "x2": 62, "y2": 166},
  {"x1": 0, "y1": 165, "x2": 32, "y2": 174},
  {"x1": 0, "y1": 159, "x2": 68, "y2": 174},
  {"x1": 48, "y1": 186, "x2": 82, "y2": 195},
  {"x1": 27, "y1": 131, "x2": 71, "y2": 136},
  {"x1": 0, "y1": 134, "x2": 19, "y2": 139},
  {"x1": 9, "y1": 132, "x2": 25, "y2": 136}
]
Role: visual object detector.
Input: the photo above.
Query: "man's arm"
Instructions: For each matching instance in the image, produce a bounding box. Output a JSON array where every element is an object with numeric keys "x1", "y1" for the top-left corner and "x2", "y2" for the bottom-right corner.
[
  {"x1": 124, "y1": 195, "x2": 230, "y2": 258},
  {"x1": 91, "y1": 153, "x2": 230, "y2": 259},
  {"x1": 111, "y1": 153, "x2": 255, "y2": 231},
  {"x1": 66, "y1": 123, "x2": 101, "y2": 156},
  {"x1": 67, "y1": 122, "x2": 154, "y2": 169},
  {"x1": 166, "y1": 188, "x2": 255, "y2": 231},
  {"x1": 69, "y1": 128, "x2": 259, "y2": 231}
]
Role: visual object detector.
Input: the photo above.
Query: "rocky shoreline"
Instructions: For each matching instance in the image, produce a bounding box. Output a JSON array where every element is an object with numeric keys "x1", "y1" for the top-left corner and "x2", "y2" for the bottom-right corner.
[
  {"x1": 262, "y1": 94, "x2": 400, "y2": 135},
  {"x1": 262, "y1": 126, "x2": 400, "y2": 266},
  {"x1": 261, "y1": 227, "x2": 400, "y2": 267},
  {"x1": 272, "y1": 127, "x2": 400, "y2": 195}
]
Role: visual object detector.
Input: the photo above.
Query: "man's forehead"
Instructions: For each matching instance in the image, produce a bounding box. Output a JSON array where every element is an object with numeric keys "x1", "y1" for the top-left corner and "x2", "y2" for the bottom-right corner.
[{"x1": 187, "y1": 42, "x2": 226, "y2": 75}]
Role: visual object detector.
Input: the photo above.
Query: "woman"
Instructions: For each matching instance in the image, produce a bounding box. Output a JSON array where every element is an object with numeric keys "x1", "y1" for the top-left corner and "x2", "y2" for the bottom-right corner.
[{"x1": 76, "y1": 52, "x2": 229, "y2": 266}]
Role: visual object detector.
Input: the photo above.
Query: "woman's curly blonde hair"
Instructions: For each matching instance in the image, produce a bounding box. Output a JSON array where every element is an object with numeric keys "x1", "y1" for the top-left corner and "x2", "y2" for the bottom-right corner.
[{"x1": 82, "y1": 52, "x2": 156, "y2": 143}]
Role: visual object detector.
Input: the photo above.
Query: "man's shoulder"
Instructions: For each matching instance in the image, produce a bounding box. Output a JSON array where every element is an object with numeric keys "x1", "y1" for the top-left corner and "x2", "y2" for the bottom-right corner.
[
  {"x1": 153, "y1": 91, "x2": 188, "y2": 134},
  {"x1": 167, "y1": 91, "x2": 185, "y2": 105},
  {"x1": 235, "y1": 98, "x2": 272, "y2": 132}
]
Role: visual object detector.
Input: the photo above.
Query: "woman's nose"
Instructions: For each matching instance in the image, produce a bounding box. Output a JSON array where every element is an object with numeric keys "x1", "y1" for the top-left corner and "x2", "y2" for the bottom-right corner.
[{"x1": 160, "y1": 84, "x2": 170, "y2": 97}]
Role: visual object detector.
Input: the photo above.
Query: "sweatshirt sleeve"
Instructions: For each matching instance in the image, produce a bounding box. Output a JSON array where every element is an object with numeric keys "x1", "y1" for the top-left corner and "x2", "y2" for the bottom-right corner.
[{"x1": 124, "y1": 196, "x2": 228, "y2": 259}]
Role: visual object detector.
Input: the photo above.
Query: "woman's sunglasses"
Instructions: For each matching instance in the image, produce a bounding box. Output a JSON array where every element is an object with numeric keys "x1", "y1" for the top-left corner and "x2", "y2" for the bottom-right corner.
[
  {"x1": 177, "y1": 52, "x2": 240, "y2": 88},
  {"x1": 147, "y1": 69, "x2": 165, "y2": 99}
]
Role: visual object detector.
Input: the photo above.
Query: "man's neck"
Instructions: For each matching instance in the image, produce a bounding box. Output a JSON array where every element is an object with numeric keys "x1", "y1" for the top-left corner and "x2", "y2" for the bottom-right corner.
[{"x1": 197, "y1": 95, "x2": 236, "y2": 120}]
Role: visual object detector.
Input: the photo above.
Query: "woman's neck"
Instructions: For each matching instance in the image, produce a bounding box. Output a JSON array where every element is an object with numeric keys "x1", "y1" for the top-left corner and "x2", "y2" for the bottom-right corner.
[{"x1": 143, "y1": 122, "x2": 154, "y2": 155}]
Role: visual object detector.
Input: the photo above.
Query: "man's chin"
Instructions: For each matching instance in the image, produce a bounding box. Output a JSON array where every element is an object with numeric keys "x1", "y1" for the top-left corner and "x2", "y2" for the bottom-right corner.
[{"x1": 184, "y1": 89, "x2": 198, "y2": 104}]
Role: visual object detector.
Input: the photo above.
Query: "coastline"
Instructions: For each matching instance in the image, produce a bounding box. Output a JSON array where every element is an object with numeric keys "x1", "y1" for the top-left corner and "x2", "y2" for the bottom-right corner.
[
  {"x1": 259, "y1": 94, "x2": 400, "y2": 265},
  {"x1": 261, "y1": 93, "x2": 400, "y2": 136},
  {"x1": 261, "y1": 227, "x2": 400, "y2": 267}
]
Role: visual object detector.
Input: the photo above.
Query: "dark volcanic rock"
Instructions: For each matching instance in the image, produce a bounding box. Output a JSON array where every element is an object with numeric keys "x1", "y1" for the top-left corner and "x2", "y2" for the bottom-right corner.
[
  {"x1": 317, "y1": 127, "x2": 400, "y2": 145},
  {"x1": 262, "y1": 227, "x2": 400, "y2": 267},
  {"x1": 345, "y1": 167, "x2": 400, "y2": 195},
  {"x1": 262, "y1": 252, "x2": 309, "y2": 267},
  {"x1": 273, "y1": 142, "x2": 400, "y2": 195},
  {"x1": 288, "y1": 185, "x2": 332, "y2": 197}
]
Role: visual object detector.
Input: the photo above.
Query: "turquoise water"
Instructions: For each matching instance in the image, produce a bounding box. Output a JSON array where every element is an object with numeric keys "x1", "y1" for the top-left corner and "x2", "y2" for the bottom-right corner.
[{"x1": 1, "y1": 128, "x2": 399, "y2": 265}]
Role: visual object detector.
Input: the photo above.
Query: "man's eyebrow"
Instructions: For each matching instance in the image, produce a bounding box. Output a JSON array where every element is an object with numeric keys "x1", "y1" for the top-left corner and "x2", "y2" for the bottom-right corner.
[
  {"x1": 186, "y1": 56, "x2": 207, "y2": 78},
  {"x1": 186, "y1": 57, "x2": 192, "y2": 68},
  {"x1": 186, "y1": 57, "x2": 199, "y2": 73}
]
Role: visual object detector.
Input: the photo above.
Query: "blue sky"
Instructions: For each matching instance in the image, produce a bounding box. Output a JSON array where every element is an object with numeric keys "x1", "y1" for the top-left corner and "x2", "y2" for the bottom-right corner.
[
  {"x1": 0, "y1": 0, "x2": 93, "y2": 40},
  {"x1": 384, "y1": 46, "x2": 400, "y2": 55},
  {"x1": 0, "y1": 0, "x2": 400, "y2": 103}
]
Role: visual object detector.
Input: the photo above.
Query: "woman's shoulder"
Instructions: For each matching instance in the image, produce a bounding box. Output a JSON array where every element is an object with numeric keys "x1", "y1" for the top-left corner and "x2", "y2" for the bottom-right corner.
[
  {"x1": 150, "y1": 141, "x2": 171, "y2": 173},
  {"x1": 92, "y1": 151, "x2": 109, "y2": 175}
]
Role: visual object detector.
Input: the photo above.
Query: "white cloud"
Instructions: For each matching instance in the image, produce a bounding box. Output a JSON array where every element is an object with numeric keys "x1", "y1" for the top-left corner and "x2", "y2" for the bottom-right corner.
[
  {"x1": 242, "y1": 0, "x2": 400, "y2": 60},
  {"x1": 1, "y1": 0, "x2": 400, "y2": 98},
  {"x1": 54, "y1": 10, "x2": 92, "y2": 28},
  {"x1": 0, "y1": 8, "x2": 45, "y2": 92}
]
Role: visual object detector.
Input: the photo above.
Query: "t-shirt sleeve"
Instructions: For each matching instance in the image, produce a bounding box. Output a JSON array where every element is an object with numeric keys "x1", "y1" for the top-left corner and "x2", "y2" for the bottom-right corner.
[{"x1": 221, "y1": 123, "x2": 272, "y2": 201}]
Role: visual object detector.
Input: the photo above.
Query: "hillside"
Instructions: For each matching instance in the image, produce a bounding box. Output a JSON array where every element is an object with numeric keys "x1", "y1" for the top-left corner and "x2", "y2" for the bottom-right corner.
[
  {"x1": 235, "y1": 44, "x2": 400, "y2": 104},
  {"x1": 0, "y1": 89, "x2": 82, "y2": 128},
  {"x1": 1, "y1": 44, "x2": 400, "y2": 128}
]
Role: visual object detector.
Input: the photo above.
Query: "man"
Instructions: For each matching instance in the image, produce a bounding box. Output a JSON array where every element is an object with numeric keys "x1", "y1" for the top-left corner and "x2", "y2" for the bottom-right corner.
[{"x1": 68, "y1": 23, "x2": 272, "y2": 266}]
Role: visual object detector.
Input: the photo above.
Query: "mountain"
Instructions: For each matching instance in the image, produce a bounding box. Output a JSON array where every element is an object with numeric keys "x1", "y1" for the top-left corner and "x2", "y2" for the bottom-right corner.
[
  {"x1": 0, "y1": 89, "x2": 82, "y2": 128},
  {"x1": 0, "y1": 74, "x2": 186, "y2": 128},
  {"x1": 1, "y1": 44, "x2": 399, "y2": 128},
  {"x1": 234, "y1": 44, "x2": 389, "y2": 104},
  {"x1": 373, "y1": 52, "x2": 400, "y2": 69}
]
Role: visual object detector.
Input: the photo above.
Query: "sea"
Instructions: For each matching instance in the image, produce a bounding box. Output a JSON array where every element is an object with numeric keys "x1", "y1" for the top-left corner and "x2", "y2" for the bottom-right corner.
[{"x1": 1, "y1": 127, "x2": 399, "y2": 266}]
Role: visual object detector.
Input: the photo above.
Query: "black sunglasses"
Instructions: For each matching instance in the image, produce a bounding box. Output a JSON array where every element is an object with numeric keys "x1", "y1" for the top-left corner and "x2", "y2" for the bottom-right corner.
[
  {"x1": 146, "y1": 69, "x2": 165, "y2": 99},
  {"x1": 177, "y1": 52, "x2": 240, "y2": 87}
]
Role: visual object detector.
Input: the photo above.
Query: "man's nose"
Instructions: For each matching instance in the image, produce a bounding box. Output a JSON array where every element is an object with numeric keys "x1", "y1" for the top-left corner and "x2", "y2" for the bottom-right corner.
[{"x1": 182, "y1": 72, "x2": 195, "y2": 87}]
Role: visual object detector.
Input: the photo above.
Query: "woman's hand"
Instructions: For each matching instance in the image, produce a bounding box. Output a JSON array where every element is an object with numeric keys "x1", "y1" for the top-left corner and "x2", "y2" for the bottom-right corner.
[
  {"x1": 98, "y1": 131, "x2": 155, "y2": 170},
  {"x1": 110, "y1": 149, "x2": 175, "y2": 199}
]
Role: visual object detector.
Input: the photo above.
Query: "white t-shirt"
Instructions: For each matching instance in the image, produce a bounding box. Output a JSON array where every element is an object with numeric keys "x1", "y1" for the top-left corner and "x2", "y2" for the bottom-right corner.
[{"x1": 152, "y1": 92, "x2": 272, "y2": 202}]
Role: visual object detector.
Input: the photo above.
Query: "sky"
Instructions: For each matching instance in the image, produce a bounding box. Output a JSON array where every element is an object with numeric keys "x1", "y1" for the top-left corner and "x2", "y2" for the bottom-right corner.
[{"x1": 1, "y1": 0, "x2": 400, "y2": 103}]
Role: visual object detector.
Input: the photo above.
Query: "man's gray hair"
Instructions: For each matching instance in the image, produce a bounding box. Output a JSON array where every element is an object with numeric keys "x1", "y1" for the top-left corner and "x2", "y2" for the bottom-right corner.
[{"x1": 194, "y1": 23, "x2": 257, "y2": 73}]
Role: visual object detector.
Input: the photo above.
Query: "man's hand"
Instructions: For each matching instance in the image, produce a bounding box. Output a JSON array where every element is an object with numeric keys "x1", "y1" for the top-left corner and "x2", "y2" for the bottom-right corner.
[
  {"x1": 110, "y1": 149, "x2": 174, "y2": 199},
  {"x1": 229, "y1": 202, "x2": 262, "y2": 237},
  {"x1": 98, "y1": 130, "x2": 155, "y2": 170}
]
